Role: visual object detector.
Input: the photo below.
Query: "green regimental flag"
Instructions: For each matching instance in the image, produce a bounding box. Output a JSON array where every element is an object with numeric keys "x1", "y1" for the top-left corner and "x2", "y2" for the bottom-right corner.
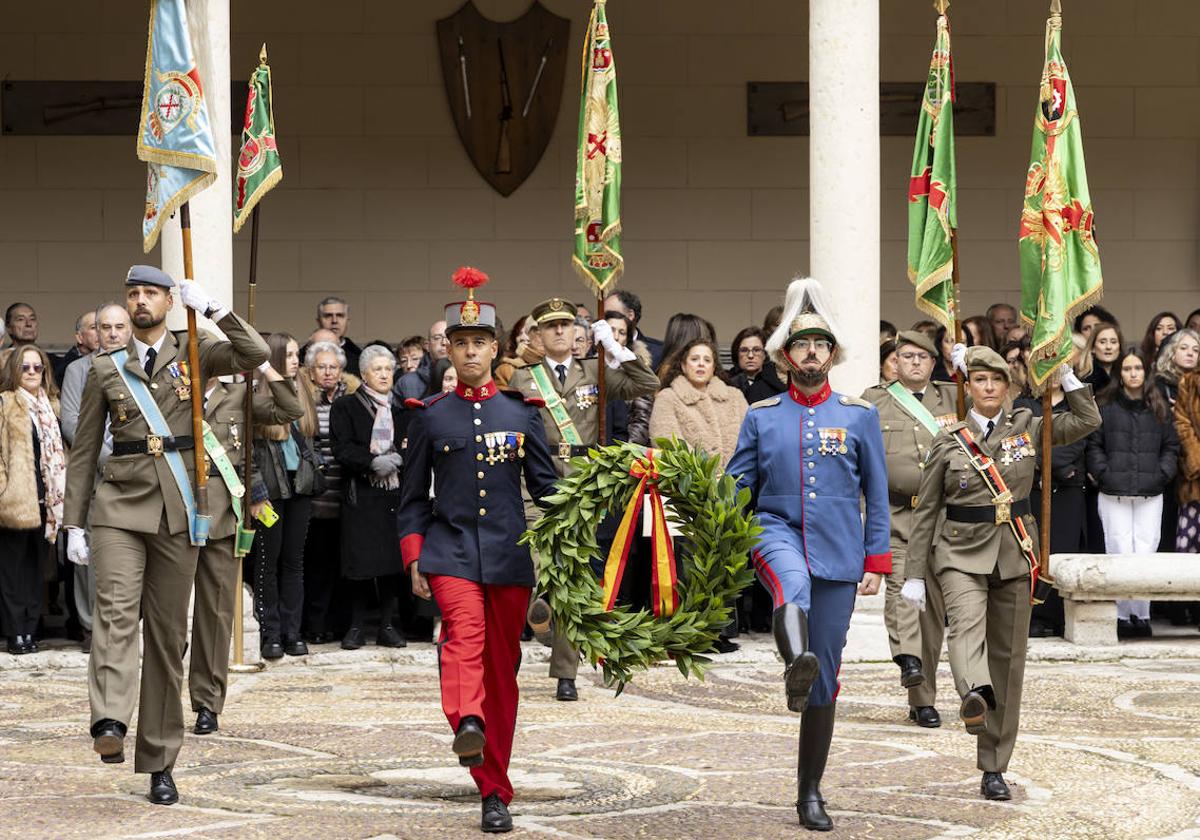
[
  {"x1": 572, "y1": 0, "x2": 623, "y2": 297},
  {"x1": 1018, "y1": 10, "x2": 1103, "y2": 392},
  {"x1": 906, "y1": 12, "x2": 957, "y2": 331},
  {"x1": 233, "y1": 44, "x2": 282, "y2": 234}
]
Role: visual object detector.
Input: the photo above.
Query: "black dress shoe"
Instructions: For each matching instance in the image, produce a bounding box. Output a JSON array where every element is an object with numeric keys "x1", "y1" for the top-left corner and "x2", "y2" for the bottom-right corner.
[
  {"x1": 981, "y1": 771, "x2": 1011, "y2": 801},
  {"x1": 283, "y1": 637, "x2": 309, "y2": 656},
  {"x1": 1117, "y1": 618, "x2": 1134, "y2": 639},
  {"x1": 555, "y1": 678, "x2": 578, "y2": 701},
  {"x1": 481, "y1": 793, "x2": 513, "y2": 833},
  {"x1": 194, "y1": 708, "x2": 218, "y2": 735},
  {"x1": 340, "y1": 627, "x2": 365, "y2": 650},
  {"x1": 91, "y1": 719, "x2": 127, "y2": 764},
  {"x1": 1131, "y1": 616, "x2": 1154, "y2": 638},
  {"x1": 260, "y1": 637, "x2": 284, "y2": 660},
  {"x1": 713, "y1": 636, "x2": 740, "y2": 654},
  {"x1": 6, "y1": 636, "x2": 24, "y2": 654},
  {"x1": 148, "y1": 770, "x2": 179, "y2": 805},
  {"x1": 960, "y1": 690, "x2": 988, "y2": 735},
  {"x1": 453, "y1": 716, "x2": 486, "y2": 767},
  {"x1": 895, "y1": 654, "x2": 925, "y2": 688},
  {"x1": 25, "y1": 636, "x2": 38, "y2": 654},
  {"x1": 376, "y1": 625, "x2": 407, "y2": 648},
  {"x1": 1028, "y1": 620, "x2": 1057, "y2": 638},
  {"x1": 908, "y1": 705, "x2": 942, "y2": 728}
]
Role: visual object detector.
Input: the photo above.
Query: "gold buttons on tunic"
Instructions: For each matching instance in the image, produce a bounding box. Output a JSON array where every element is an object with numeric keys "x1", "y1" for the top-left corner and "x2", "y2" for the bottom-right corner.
[
  {"x1": 474, "y1": 418, "x2": 481, "y2": 425},
  {"x1": 474, "y1": 402, "x2": 482, "y2": 410},
  {"x1": 476, "y1": 435, "x2": 483, "y2": 442},
  {"x1": 477, "y1": 471, "x2": 484, "y2": 479},
  {"x1": 476, "y1": 453, "x2": 483, "y2": 461},
  {"x1": 479, "y1": 508, "x2": 487, "y2": 516},
  {"x1": 479, "y1": 489, "x2": 486, "y2": 498},
  {"x1": 443, "y1": 445, "x2": 450, "y2": 452}
]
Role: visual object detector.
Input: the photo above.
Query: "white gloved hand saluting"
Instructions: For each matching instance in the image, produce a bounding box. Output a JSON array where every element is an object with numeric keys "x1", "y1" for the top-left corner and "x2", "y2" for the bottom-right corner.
[
  {"x1": 1059, "y1": 363, "x2": 1086, "y2": 393},
  {"x1": 178, "y1": 280, "x2": 230, "y2": 322},
  {"x1": 950, "y1": 342, "x2": 968, "y2": 376},
  {"x1": 66, "y1": 527, "x2": 89, "y2": 566},
  {"x1": 591, "y1": 319, "x2": 636, "y2": 369},
  {"x1": 900, "y1": 578, "x2": 927, "y2": 612}
]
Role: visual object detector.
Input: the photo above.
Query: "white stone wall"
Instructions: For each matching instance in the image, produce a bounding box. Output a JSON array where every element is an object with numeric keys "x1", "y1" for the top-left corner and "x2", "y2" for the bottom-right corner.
[{"x1": 0, "y1": 0, "x2": 1195, "y2": 348}]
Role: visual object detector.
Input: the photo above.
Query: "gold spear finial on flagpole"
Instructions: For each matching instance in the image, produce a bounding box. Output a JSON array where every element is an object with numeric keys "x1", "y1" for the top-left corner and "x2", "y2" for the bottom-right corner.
[
  {"x1": 1050, "y1": 0, "x2": 1062, "y2": 16},
  {"x1": 934, "y1": 0, "x2": 949, "y2": 14},
  {"x1": 259, "y1": 42, "x2": 268, "y2": 65}
]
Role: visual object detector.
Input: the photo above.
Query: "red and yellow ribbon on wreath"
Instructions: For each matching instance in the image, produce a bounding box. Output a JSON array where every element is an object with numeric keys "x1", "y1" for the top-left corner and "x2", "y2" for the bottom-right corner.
[{"x1": 600, "y1": 449, "x2": 679, "y2": 617}]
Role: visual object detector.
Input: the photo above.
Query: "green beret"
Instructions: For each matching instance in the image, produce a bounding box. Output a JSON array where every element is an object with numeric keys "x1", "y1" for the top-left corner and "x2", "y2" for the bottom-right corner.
[
  {"x1": 965, "y1": 346, "x2": 1010, "y2": 383},
  {"x1": 896, "y1": 330, "x2": 937, "y2": 358}
]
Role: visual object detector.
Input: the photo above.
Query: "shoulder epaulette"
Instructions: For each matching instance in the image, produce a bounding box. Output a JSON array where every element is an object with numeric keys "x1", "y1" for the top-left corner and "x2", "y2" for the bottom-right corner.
[
  {"x1": 404, "y1": 392, "x2": 451, "y2": 411},
  {"x1": 839, "y1": 395, "x2": 872, "y2": 409},
  {"x1": 750, "y1": 396, "x2": 781, "y2": 409},
  {"x1": 944, "y1": 420, "x2": 969, "y2": 433},
  {"x1": 500, "y1": 388, "x2": 545, "y2": 408}
]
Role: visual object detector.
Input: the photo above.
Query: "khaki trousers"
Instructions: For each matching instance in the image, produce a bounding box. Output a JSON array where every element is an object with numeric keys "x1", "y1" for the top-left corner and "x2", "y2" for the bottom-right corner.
[
  {"x1": 939, "y1": 566, "x2": 1032, "y2": 774},
  {"x1": 89, "y1": 517, "x2": 199, "y2": 773},
  {"x1": 188, "y1": 535, "x2": 238, "y2": 715},
  {"x1": 530, "y1": 548, "x2": 578, "y2": 680},
  {"x1": 884, "y1": 542, "x2": 947, "y2": 707}
]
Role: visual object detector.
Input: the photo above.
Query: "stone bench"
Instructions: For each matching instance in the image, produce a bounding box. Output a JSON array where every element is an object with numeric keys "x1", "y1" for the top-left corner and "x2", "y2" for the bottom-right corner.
[{"x1": 1049, "y1": 553, "x2": 1200, "y2": 646}]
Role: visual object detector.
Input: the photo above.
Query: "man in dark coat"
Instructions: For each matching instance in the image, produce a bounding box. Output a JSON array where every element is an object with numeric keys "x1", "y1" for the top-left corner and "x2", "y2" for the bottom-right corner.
[{"x1": 399, "y1": 268, "x2": 559, "y2": 834}]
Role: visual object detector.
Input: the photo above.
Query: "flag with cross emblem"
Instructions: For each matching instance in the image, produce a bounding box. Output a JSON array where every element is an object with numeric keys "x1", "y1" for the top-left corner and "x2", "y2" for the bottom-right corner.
[
  {"x1": 136, "y1": 0, "x2": 218, "y2": 252},
  {"x1": 572, "y1": 0, "x2": 624, "y2": 297},
  {"x1": 906, "y1": 10, "x2": 957, "y2": 332},
  {"x1": 1018, "y1": 5, "x2": 1103, "y2": 393},
  {"x1": 233, "y1": 44, "x2": 283, "y2": 234}
]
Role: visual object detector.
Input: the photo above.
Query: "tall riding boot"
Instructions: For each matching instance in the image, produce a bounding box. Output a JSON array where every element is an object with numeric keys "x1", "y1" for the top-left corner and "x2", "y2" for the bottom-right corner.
[
  {"x1": 773, "y1": 604, "x2": 819, "y2": 712},
  {"x1": 796, "y1": 702, "x2": 837, "y2": 831}
]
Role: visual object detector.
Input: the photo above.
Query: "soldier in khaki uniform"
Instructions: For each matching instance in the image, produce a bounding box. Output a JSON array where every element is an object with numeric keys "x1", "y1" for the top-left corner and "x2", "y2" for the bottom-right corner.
[
  {"x1": 189, "y1": 367, "x2": 301, "y2": 737},
  {"x1": 904, "y1": 345, "x2": 1099, "y2": 801},
  {"x1": 507, "y1": 298, "x2": 659, "y2": 701},
  {"x1": 64, "y1": 266, "x2": 269, "y2": 806},
  {"x1": 862, "y1": 330, "x2": 957, "y2": 728}
]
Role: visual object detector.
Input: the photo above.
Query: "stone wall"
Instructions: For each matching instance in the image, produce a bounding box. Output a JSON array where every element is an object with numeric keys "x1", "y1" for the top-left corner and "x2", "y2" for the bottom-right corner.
[{"x1": 0, "y1": 0, "x2": 1195, "y2": 349}]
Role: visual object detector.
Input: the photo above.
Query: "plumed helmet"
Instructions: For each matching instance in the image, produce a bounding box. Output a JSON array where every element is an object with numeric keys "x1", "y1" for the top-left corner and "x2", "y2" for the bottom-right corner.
[{"x1": 765, "y1": 276, "x2": 845, "y2": 370}]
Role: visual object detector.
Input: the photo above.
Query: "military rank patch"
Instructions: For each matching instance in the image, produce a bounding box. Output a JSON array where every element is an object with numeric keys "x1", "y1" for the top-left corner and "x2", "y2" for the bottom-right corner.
[
  {"x1": 1000, "y1": 432, "x2": 1034, "y2": 466},
  {"x1": 485, "y1": 431, "x2": 526, "y2": 465},
  {"x1": 818, "y1": 427, "x2": 848, "y2": 456}
]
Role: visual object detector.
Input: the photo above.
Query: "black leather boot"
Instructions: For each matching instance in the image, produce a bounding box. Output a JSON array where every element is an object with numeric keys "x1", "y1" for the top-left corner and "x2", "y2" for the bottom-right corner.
[
  {"x1": 796, "y1": 702, "x2": 837, "y2": 831},
  {"x1": 773, "y1": 604, "x2": 819, "y2": 712}
]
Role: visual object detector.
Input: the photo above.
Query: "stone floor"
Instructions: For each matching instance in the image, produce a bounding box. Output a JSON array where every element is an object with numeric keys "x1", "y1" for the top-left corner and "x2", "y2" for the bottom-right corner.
[{"x1": 2, "y1": 632, "x2": 1200, "y2": 839}]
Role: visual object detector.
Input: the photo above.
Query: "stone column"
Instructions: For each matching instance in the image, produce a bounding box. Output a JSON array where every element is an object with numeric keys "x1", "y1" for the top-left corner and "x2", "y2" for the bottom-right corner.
[
  {"x1": 163, "y1": 0, "x2": 233, "y2": 329},
  {"x1": 809, "y1": 0, "x2": 880, "y2": 395}
]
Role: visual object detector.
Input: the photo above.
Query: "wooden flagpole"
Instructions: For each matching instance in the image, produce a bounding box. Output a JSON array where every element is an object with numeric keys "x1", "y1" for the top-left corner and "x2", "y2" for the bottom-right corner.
[
  {"x1": 596, "y1": 294, "x2": 606, "y2": 443},
  {"x1": 950, "y1": 232, "x2": 966, "y2": 421},
  {"x1": 179, "y1": 203, "x2": 209, "y2": 536}
]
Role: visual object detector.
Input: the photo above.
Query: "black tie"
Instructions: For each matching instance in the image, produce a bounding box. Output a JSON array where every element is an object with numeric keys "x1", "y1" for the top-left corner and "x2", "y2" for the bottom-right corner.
[
  {"x1": 144, "y1": 348, "x2": 157, "y2": 379},
  {"x1": 555, "y1": 363, "x2": 567, "y2": 387},
  {"x1": 912, "y1": 390, "x2": 924, "y2": 402},
  {"x1": 984, "y1": 420, "x2": 995, "y2": 441}
]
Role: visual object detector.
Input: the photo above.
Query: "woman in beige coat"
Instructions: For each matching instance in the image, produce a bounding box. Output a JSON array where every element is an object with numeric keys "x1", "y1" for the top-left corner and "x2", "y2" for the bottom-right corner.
[{"x1": 649, "y1": 338, "x2": 748, "y2": 469}]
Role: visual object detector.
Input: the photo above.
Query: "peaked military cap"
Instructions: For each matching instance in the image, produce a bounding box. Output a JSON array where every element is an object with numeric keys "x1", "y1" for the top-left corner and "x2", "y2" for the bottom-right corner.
[{"x1": 531, "y1": 297, "x2": 577, "y2": 325}]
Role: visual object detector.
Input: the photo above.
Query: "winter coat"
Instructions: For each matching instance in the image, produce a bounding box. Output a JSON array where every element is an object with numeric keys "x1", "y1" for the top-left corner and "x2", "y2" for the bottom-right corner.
[
  {"x1": 1173, "y1": 371, "x2": 1200, "y2": 505},
  {"x1": 648, "y1": 375, "x2": 748, "y2": 468},
  {"x1": 732, "y1": 360, "x2": 787, "y2": 405},
  {"x1": 1087, "y1": 391, "x2": 1179, "y2": 498},
  {"x1": 0, "y1": 390, "x2": 45, "y2": 530},
  {"x1": 310, "y1": 371, "x2": 360, "y2": 519}
]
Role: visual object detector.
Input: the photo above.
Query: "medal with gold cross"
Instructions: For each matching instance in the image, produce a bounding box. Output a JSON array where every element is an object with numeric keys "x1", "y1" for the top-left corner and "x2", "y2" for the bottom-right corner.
[{"x1": 818, "y1": 427, "x2": 848, "y2": 456}]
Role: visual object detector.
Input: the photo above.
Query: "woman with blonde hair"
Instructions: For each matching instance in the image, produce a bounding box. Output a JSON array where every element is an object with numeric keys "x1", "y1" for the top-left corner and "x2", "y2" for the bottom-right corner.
[{"x1": 0, "y1": 345, "x2": 64, "y2": 655}]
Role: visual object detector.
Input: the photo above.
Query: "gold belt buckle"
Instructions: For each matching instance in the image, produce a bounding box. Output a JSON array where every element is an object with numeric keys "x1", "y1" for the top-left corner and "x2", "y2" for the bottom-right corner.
[
  {"x1": 558, "y1": 440, "x2": 572, "y2": 460},
  {"x1": 146, "y1": 434, "x2": 164, "y2": 457},
  {"x1": 994, "y1": 501, "x2": 1011, "y2": 525}
]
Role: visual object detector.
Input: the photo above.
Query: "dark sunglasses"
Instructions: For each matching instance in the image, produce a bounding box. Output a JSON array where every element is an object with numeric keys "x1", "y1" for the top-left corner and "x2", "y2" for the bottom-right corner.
[{"x1": 21, "y1": 363, "x2": 44, "y2": 373}]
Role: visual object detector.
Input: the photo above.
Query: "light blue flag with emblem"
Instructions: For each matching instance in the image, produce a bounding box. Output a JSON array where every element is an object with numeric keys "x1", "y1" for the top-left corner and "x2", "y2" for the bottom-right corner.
[{"x1": 136, "y1": 0, "x2": 218, "y2": 253}]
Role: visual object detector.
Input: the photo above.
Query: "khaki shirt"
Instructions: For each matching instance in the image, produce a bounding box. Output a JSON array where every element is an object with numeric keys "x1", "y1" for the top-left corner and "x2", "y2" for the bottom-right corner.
[
  {"x1": 64, "y1": 313, "x2": 270, "y2": 536},
  {"x1": 906, "y1": 387, "x2": 1100, "y2": 581}
]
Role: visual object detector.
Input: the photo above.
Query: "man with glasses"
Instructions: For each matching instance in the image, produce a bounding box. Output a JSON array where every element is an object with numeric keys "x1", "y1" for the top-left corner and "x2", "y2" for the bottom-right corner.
[{"x1": 862, "y1": 330, "x2": 958, "y2": 729}]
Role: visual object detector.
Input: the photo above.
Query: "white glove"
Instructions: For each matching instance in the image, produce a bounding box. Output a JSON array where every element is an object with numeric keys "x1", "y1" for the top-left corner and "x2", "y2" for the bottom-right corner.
[
  {"x1": 257, "y1": 360, "x2": 272, "y2": 373},
  {"x1": 950, "y1": 342, "x2": 968, "y2": 376},
  {"x1": 900, "y1": 578, "x2": 927, "y2": 612},
  {"x1": 590, "y1": 319, "x2": 636, "y2": 368},
  {"x1": 178, "y1": 280, "x2": 230, "y2": 321},
  {"x1": 67, "y1": 527, "x2": 89, "y2": 566},
  {"x1": 1059, "y1": 363, "x2": 1085, "y2": 393}
]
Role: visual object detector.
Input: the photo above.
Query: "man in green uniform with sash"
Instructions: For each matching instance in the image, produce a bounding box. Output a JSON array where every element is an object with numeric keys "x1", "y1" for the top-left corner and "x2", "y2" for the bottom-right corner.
[
  {"x1": 189, "y1": 366, "x2": 302, "y2": 737},
  {"x1": 64, "y1": 265, "x2": 269, "y2": 806},
  {"x1": 507, "y1": 297, "x2": 659, "y2": 700},
  {"x1": 862, "y1": 330, "x2": 957, "y2": 728}
]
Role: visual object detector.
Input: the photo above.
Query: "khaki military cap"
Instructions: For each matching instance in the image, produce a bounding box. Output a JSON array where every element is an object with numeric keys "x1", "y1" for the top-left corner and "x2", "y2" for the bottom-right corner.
[
  {"x1": 531, "y1": 297, "x2": 577, "y2": 325},
  {"x1": 965, "y1": 345, "x2": 1010, "y2": 382},
  {"x1": 896, "y1": 330, "x2": 937, "y2": 358}
]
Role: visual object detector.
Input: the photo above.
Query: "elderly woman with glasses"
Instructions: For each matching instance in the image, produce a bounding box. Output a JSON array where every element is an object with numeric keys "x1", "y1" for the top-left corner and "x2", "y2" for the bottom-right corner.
[{"x1": 330, "y1": 344, "x2": 408, "y2": 649}]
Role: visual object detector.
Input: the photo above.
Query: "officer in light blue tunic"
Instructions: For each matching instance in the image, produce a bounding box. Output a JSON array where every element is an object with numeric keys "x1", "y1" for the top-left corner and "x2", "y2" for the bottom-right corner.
[{"x1": 726, "y1": 277, "x2": 891, "y2": 833}]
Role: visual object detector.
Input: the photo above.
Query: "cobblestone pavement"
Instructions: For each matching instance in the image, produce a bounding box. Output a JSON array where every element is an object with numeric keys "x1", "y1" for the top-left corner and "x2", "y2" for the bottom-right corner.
[{"x1": 1, "y1": 636, "x2": 1199, "y2": 839}]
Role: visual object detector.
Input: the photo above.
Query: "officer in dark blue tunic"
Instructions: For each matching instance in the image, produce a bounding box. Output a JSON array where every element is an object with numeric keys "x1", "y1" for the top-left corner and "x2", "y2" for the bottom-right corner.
[{"x1": 398, "y1": 267, "x2": 558, "y2": 834}]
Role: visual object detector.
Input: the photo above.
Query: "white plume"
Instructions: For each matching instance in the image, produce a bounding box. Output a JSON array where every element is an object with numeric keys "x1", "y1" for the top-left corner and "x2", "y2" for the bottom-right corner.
[{"x1": 765, "y1": 276, "x2": 846, "y2": 362}]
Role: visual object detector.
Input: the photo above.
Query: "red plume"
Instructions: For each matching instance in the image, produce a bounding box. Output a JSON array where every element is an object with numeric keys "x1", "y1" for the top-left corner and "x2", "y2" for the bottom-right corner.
[{"x1": 452, "y1": 266, "x2": 490, "y2": 289}]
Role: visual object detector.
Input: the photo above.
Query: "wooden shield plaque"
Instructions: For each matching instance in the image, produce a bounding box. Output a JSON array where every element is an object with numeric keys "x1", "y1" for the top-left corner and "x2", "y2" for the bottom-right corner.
[{"x1": 436, "y1": 1, "x2": 570, "y2": 197}]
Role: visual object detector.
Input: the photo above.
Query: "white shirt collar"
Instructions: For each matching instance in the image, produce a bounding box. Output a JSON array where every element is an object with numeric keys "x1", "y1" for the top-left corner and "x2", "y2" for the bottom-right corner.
[
  {"x1": 132, "y1": 332, "x2": 167, "y2": 370},
  {"x1": 544, "y1": 353, "x2": 574, "y2": 373},
  {"x1": 968, "y1": 407, "x2": 1004, "y2": 436}
]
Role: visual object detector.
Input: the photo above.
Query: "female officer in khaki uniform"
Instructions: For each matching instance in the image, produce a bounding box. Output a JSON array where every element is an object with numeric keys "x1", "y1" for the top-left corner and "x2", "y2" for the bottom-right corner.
[{"x1": 903, "y1": 345, "x2": 1099, "y2": 802}]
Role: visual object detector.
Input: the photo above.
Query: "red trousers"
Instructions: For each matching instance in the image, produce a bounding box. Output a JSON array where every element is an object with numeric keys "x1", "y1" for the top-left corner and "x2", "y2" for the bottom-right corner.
[{"x1": 429, "y1": 574, "x2": 530, "y2": 804}]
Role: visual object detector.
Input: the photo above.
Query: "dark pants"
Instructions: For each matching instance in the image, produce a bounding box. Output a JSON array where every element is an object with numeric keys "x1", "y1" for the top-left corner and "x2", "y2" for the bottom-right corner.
[
  {"x1": 0, "y1": 526, "x2": 43, "y2": 637},
  {"x1": 302, "y1": 517, "x2": 341, "y2": 637},
  {"x1": 349, "y1": 574, "x2": 408, "y2": 630},
  {"x1": 255, "y1": 495, "x2": 312, "y2": 640}
]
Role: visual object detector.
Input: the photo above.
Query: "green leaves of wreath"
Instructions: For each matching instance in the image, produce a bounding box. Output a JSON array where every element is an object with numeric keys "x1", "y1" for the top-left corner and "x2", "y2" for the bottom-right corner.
[{"x1": 521, "y1": 438, "x2": 760, "y2": 689}]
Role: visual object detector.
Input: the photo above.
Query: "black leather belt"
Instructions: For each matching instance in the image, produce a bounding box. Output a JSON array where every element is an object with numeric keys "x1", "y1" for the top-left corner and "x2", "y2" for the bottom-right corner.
[
  {"x1": 889, "y1": 490, "x2": 919, "y2": 509},
  {"x1": 946, "y1": 498, "x2": 1032, "y2": 523},
  {"x1": 111, "y1": 435, "x2": 194, "y2": 456},
  {"x1": 557, "y1": 442, "x2": 590, "y2": 459}
]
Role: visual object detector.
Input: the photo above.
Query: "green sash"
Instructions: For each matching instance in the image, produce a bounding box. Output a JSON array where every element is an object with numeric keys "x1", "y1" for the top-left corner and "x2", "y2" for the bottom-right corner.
[
  {"x1": 201, "y1": 420, "x2": 250, "y2": 554},
  {"x1": 529, "y1": 362, "x2": 584, "y2": 445},
  {"x1": 886, "y1": 382, "x2": 942, "y2": 437}
]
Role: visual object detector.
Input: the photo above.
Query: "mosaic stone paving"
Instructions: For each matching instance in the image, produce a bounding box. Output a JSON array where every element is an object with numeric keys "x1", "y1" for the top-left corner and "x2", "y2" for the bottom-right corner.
[{"x1": 1, "y1": 637, "x2": 1199, "y2": 839}]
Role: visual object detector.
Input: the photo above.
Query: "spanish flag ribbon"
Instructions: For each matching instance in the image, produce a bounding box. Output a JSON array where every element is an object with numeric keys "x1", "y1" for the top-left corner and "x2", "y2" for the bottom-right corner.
[{"x1": 601, "y1": 450, "x2": 679, "y2": 617}]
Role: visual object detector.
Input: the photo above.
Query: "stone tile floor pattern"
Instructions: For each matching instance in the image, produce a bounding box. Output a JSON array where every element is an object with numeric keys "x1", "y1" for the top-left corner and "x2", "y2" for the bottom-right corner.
[{"x1": 1, "y1": 636, "x2": 1199, "y2": 839}]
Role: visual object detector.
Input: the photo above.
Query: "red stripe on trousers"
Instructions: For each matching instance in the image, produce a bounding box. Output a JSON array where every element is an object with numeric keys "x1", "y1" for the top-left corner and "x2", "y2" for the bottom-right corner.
[{"x1": 752, "y1": 550, "x2": 784, "y2": 609}]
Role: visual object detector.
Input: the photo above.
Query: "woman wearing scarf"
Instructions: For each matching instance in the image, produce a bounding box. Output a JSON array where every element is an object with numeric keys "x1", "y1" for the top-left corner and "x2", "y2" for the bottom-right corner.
[
  {"x1": 0, "y1": 346, "x2": 66, "y2": 655},
  {"x1": 330, "y1": 345, "x2": 408, "y2": 650}
]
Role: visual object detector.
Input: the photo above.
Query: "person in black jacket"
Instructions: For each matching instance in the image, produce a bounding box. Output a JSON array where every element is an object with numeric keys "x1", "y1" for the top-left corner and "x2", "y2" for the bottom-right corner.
[{"x1": 1087, "y1": 349, "x2": 1180, "y2": 638}]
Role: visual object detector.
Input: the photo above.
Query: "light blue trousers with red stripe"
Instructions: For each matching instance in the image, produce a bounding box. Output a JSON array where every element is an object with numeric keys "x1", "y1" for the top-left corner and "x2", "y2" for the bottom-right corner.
[{"x1": 754, "y1": 545, "x2": 858, "y2": 708}]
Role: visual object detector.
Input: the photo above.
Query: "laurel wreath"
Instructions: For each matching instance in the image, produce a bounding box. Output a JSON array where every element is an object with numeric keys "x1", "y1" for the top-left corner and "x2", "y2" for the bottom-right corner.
[{"x1": 521, "y1": 438, "x2": 760, "y2": 689}]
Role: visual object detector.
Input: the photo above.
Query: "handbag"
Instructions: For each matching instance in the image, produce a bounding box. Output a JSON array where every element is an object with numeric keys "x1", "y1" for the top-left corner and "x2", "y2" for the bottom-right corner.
[{"x1": 292, "y1": 429, "x2": 327, "y2": 496}]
